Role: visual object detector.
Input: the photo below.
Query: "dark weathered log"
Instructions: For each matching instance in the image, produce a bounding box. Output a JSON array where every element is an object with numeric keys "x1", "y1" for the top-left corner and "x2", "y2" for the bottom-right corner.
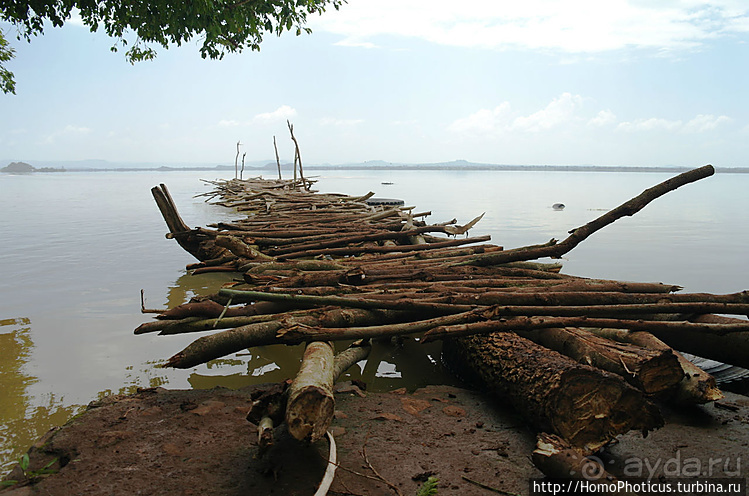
[
  {"x1": 443, "y1": 332, "x2": 663, "y2": 452},
  {"x1": 586, "y1": 328, "x2": 723, "y2": 404},
  {"x1": 648, "y1": 313, "x2": 749, "y2": 369},
  {"x1": 461, "y1": 164, "x2": 715, "y2": 266},
  {"x1": 515, "y1": 327, "x2": 683, "y2": 394},
  {"x1": 152, "y1": 183, "x2": 190, "y2": 234}
]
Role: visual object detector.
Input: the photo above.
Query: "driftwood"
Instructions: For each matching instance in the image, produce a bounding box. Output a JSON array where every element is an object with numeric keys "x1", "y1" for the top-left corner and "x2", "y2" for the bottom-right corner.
[
  {"x1": 285, "y1": 341, "x2": 336, "y2": 442},
  {"x1": 587, "y1": 328, "x2": 723, "y2": 404},
  {"x1": 513, "y1": 326, "x2": 683, "y2": 394},
  {"x1": 247, "y1": 340, "x2": 371, "y2": 446},
  {"x1": 443, "y1": 331, "x2": 663, "y2": 452},
  {"x1": 140, "y1": 164, "x2": 748, "y2": 466}
]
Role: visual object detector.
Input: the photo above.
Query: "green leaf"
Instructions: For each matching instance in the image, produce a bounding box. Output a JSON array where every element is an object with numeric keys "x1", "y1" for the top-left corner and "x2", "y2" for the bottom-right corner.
[
  {"x1": 416, "y1": 476, "x2": 439, "y2": 496},
  {"x1": 20, "y1": 453, "x2": 29, "y2": 472}
]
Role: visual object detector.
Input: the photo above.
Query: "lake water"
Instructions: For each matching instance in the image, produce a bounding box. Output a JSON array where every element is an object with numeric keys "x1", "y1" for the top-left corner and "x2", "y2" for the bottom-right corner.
[{"x1": 1, "y1": 167, "x2": 747, "y2": 472}]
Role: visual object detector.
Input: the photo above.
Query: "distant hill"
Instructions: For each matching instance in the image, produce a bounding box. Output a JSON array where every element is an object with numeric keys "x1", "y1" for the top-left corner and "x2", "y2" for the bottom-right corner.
[
  {"x1": 1, "y1": 161, "x2": 34, "y2": 173},
  {"x1": 1, "y1": 161, "x2": 66, "y2": 173}
]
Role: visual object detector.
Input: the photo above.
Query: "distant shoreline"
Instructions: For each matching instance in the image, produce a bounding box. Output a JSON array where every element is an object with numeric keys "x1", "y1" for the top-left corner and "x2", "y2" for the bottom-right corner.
[{"x1": 4, "y1": 162, "x2": 748, "y2": 174}]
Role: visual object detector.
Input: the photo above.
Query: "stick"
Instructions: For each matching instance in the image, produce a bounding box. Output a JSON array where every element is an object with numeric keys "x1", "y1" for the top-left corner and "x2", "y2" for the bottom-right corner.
[
  {"x1": 423, "y1": 314, "x2": 749, "y2": 343},
  {"x1": 459, "y1": 165, "x2": 715, "y2": 266}
]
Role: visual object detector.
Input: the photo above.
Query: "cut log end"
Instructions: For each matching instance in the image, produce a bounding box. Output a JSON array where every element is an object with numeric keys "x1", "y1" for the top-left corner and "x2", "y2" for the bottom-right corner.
[
  {"x1": 285, "y1": 386, "x2": 335, "y2": 442},
  {"x1": 550, "y1": 368, "x2": 664, "y2": 451}
]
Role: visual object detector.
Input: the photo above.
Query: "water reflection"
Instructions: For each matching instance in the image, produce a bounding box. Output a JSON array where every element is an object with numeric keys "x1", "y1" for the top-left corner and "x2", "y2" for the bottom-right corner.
[
  {"x1": 0, "y1": 318, "x2": 80, "y2": 474},
  {"x1": 187, "y1": 337, "x2": 462, "y2": 393}
]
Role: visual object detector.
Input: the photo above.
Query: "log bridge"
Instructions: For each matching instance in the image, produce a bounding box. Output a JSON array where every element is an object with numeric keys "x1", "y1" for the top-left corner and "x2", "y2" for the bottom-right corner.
[{"x1": 140, "y1": 164, "x2": 749, "y2": 481}]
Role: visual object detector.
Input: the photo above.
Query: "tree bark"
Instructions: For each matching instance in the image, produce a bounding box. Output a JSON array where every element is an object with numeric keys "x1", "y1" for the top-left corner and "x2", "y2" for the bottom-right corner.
[
  {"x1": 515, "y1": 327, "x2": 683, "y2": 394},
  {"x1": 586, "y1": 328, "x2": 723, "y2": 404},
  {"x1": 443, "y1": 332, "x2": 663, "y2": 453}
]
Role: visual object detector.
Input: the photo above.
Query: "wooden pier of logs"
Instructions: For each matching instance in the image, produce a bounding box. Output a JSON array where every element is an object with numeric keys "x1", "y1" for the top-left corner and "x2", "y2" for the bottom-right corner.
[{"x1": 139, "y1": 164, "x2": 749, "y2": 481}]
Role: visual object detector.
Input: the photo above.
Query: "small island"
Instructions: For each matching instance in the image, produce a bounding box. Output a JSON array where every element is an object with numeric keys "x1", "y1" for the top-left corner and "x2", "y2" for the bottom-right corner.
[{"x1": 1, "y1": 161, "x2": 66, "y2": 173}]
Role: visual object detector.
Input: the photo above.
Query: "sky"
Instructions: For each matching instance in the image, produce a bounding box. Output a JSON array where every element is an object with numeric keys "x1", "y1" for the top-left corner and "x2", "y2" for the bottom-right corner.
[{"x1": 2, "y1": 0, "x2": 749, "y2": 167}]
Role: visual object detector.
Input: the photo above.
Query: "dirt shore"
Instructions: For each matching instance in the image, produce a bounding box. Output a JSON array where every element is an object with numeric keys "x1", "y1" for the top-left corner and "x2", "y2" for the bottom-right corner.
[{"x1": 2, "y1": 384, "x2": 747, "y2": 496}]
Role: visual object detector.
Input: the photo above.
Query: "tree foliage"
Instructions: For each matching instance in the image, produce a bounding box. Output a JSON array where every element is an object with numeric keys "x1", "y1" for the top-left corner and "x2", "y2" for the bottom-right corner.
[
  {"x1": 0, "y1": 0, "x2": 344, "y2": 93},
  {"x1": 0, "y1": 31, "x2": 16, "y2": 94}
]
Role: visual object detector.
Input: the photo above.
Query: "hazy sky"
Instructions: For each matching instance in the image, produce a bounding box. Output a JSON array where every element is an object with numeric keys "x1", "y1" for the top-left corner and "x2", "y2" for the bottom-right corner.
[{"x1": 2, "y1": 1, "x2": 749, "y2": 167}]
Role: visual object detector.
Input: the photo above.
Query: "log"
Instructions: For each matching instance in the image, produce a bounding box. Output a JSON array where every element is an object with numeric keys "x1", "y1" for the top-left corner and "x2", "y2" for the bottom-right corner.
[
  {"x1": 532, "y1": 433, "x2": 637, "y2": 496},
  {"x1": 214, "y1": 235, "x2": 274, "y2": 261},
  {"x1": 586, "y1": 328, "x2": 723, "y2": 404},
  {"x1": 285, "y1": 341, "x2": 336, "y2": 442},
  {"x1": 219, "y1": 288, "x2": 476, "y2": 314},
  {"x1": 649, "y1": 313, "x2": 749, "y2": 369},
  {"x1": 515, "y1": 327, "x2": 683, "y2": 394},
  {"x1": 443, "y1": 332, "x2": 663, "y2": 452},
  {"x1": 276, "y1": 234, "x2": 492, "y2": 260},
  {"x1": 163, "y1": 307, "x2": 405, "y2": 368},
  {"x1": 422, "y1": 314, "x2": 749, "y2": 343},
  {"x1": 247, "y1": 341, "x2": 371, "y2": 445}
]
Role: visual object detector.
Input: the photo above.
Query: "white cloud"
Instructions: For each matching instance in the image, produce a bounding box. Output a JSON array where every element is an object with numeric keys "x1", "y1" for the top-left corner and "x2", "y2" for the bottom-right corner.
[
  {"x1": 617, "y1": 117, "x2": 683, "y2": 132},
  {"x1": 512, "y1": 93, "x2": 582, "y2": 132},
  {"x1": 449, "y1": 94, "x2": 583, "y2": 135},
  {"x1": 683, "y1": 114, "x2": 732, "y2": 132},
  {"x1": 313, "y1": 1, "x2": 749, "y2": 54},
  {"x1": 448, "y1": 102, "x2": 513, "y2": 134},
  {"x1": 334, "y1": 39, "x2": 379, "y2": 49},
  {"x1": 44, "y1": 124, "x2": 92, "y2": 144},
  {"x1": 588, "y1": 110, "x2": 618, "y2": 127},
  {"x1": 62, "y1": 125, "x2": 92, "y2": 134},
  {"x1": 217, "y1": 119, "x2": 245, "y2": 127},
  {"x1": 253, "y1": 105, "x2": 297, "y2": 123},
  {"x1": 617, "y1": 114, "x2": 732, "y2": 133},
  {"x1": 319, "y1": 117, "x2": 365, "y2": 126}
]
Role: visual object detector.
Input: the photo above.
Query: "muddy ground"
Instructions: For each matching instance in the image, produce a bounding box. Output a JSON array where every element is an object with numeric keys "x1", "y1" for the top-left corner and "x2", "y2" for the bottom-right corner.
[{"x1": 2, "y1": 384, "x2": 748, "y2": 496}]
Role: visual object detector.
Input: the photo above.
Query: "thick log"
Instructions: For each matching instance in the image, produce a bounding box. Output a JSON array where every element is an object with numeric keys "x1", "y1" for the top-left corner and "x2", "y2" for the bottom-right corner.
[
  {"x1": 285, "y1": 341, "x2": 336, "y2": 442},
  {"x1": 515, "y1": 327, "x2": 683, "y2": 394},
  {"x1": 586, "y1": 328, "x2": 723, "y2": 404},
  {"x1": 152, "y1": 185, "x2": 229, "y2": 261},
  {"x1": 649, "y1": 313, "x2": 749, "y2": 369},
  {"x1": 443, "y1": 332, "x2": 663, "y2": 452}
]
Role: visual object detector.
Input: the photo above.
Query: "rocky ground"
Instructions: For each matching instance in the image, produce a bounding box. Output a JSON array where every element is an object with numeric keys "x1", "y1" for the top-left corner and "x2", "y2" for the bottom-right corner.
[{"x1": 2, "y1": 384, "x2": 748, "y2": 496}]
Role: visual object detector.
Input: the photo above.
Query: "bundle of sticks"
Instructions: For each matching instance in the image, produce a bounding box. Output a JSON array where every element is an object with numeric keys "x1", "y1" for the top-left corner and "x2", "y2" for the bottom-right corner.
[{"x1": 140, "y1": 164, "x2": 748, "y2": 474}]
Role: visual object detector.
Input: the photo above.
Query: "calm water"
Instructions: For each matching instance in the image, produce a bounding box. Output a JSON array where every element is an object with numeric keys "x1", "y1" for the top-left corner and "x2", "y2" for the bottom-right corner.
[{"x1": 1, "y1": 167, "x2": 747, "y2": 471}]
